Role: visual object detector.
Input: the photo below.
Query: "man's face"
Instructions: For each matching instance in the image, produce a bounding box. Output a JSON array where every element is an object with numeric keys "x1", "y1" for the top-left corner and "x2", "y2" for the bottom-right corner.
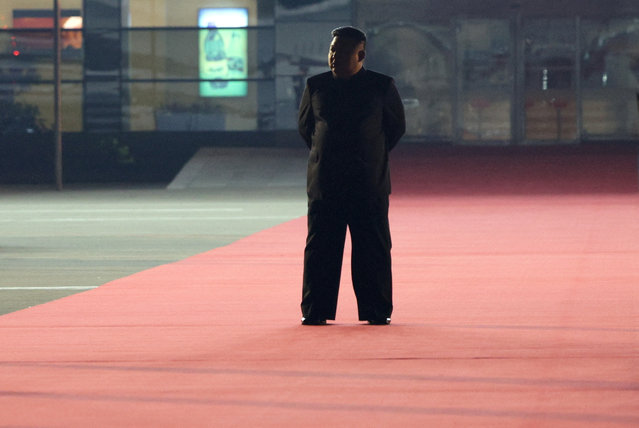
[{"x1": 328, "y1": 36, "x2": 365, "y2": 79}]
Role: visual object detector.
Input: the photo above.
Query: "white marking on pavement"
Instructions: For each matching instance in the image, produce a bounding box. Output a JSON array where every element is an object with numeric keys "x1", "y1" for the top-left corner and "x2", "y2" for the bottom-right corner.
[
  {"x1": 0, "y1": 216, "x2": 296, "y2": 223},
  {"x1": 0, "y1": 286, "x2": 98, "y2": 290},
  {"x1": 2, "y1": 208, "x2": 244, "y2": 213}
]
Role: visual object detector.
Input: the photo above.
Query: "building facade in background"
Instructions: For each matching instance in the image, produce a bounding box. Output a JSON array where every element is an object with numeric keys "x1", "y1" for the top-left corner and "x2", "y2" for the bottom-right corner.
[{"x1": 1, "y1": 0, "x2": 639, "y2": 145}]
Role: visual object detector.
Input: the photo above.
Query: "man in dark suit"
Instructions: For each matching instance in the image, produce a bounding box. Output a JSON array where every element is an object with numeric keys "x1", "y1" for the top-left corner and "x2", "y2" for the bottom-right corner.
[{"x1": 298, "y1": 26, "x2": 406, "y2": 326}]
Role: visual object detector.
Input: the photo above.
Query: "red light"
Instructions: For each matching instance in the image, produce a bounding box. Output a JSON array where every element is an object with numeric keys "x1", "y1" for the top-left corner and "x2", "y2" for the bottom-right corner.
[{"x1": 12, "y1": 50, "x2": 20, "y2": 56}]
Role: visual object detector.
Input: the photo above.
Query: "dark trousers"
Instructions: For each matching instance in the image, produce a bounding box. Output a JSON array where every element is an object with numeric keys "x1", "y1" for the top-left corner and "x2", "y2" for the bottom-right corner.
[{"x1": 301, "y1": 195, "x2": 393, "y2": 321}]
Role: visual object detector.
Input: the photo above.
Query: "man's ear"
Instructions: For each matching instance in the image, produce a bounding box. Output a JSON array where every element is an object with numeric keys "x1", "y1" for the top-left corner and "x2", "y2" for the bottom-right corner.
[{"x1": 358, "y1": 49, "x2": 366, "y2": 63}]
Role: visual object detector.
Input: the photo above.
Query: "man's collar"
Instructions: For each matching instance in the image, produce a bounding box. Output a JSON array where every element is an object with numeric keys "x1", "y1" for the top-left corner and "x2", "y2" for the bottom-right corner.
[
  {"x1": 333, "y1": 67, "x2": 366, "y2": 82},
  {"x1": 352, "y1": 67, "x2": 366, "y2": 80}
]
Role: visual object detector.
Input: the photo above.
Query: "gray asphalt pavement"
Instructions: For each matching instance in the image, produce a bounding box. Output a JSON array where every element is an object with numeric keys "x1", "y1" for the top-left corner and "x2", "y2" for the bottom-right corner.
[{"x1": 0, "y1": 183, "x2": 307, "y2": 315}]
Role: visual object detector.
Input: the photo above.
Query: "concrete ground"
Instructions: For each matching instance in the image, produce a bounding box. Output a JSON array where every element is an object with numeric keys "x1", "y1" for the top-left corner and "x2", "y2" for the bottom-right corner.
[{"x1": 0, "y1": 147, "x2": 309, "y2": 315}]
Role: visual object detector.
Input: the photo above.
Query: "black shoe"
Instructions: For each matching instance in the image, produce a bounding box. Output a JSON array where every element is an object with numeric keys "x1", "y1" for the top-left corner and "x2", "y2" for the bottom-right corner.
[
  {"x1": 367, "y1": 318, "x2": 391, "y2": 325},
  {"x1": 301, "y1": 317, "x2": 327, "y2": 325}
]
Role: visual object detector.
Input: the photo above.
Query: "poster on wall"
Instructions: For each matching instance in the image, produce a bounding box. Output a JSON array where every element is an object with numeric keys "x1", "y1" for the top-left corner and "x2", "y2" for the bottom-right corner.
[{"x1": 198, "y1": 8, "x2": 248, "y2": 97}]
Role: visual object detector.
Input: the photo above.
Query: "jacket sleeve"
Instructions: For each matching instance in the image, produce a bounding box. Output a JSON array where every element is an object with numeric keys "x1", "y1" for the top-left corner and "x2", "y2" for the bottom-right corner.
[
  {"x1": 297, "y1": 82, "x2": 314, "y2": 149},
  {"x1": 382, "y1": 79, "x2": 406, "y2": 151}
]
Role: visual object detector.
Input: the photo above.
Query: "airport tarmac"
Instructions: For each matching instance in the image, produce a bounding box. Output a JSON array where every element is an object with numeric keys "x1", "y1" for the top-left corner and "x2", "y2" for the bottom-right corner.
[{"x1": 0, "y1": 147, "x2": 309, "y2": 315}]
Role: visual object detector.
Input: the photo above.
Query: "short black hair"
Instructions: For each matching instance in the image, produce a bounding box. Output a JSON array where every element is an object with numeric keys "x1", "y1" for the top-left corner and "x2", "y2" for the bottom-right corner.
[{"x1": 331, "y1": 26, "x2": 367, "y2": 44}]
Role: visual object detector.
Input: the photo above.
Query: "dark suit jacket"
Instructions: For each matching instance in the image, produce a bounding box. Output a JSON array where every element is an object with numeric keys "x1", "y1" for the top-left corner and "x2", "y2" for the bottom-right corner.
[{"x1": 298, "y1": 68, "x2": 405, "y2": 201}]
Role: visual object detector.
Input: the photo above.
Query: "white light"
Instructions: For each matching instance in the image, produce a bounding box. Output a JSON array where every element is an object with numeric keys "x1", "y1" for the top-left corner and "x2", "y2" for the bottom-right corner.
[{"x1": 63, "y1": 16, "x2": 83, "y2": 29}]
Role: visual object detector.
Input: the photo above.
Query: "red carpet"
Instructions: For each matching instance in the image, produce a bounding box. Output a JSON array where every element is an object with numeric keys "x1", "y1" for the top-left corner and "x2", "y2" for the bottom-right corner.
[{"x1": 1, "y1": 145, "x2": 638, "y2": 427}]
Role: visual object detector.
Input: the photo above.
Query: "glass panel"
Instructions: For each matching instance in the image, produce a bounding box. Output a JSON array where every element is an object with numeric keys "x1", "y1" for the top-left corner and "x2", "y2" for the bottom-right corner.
[
  {"x1": 123, "y1": 27, "x2": 274, "y2": 81},
  {"x1": 0, "y1": 30, "x2": 54, "y2": 82},
  {"x1": 523, "y1": 19, "x2": 577, "y2": 142},
  {"x1": 84, "y1": 30, "x2": 121, "y2": 78},
  {"x1": 2, "y1": 3, "x2": 83, "y2": 29},
  {"x1": 581, "y1": 19, "x2": 639, "y2": 139},
  {"x1": 0, "y1": 83, "x2": 53, "y2": 132},
  {"x1": 61, "y1": 29, "x2": 84, "y2": 81},
  {"x1": 61, "y1": 82, "x2": 83, "y2": 132},
  {"x1": 276, "y1": 0, "x2": 352, "y2": 22},
  {"x1": 457, "y1": 20, "x2": 512, "y2": 143},
  {"x1": 367, "y1": 23, "x2": 453, "y2": 139},
  {"x1": 59, "y1": 0, "x2": 84, "y2": 10},
  {"x1": 125, "y1": 0, "x2": 268, "y2": 27},
  {"x1": 125, "y1": 80, "x2": 274, "y2": 132},
  {"x1": 0, "y1": 28, "x2": 82, "y2": 82},
  {"x1": 275, "y1": 21, "x2": 348, "y2": 129}
]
